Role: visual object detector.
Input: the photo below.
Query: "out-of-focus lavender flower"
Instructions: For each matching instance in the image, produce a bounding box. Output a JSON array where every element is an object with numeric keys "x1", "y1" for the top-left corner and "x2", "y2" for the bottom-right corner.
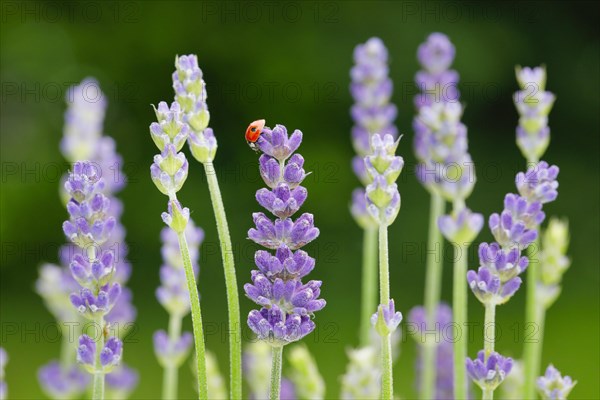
[
  {"x1": 77, "y1": 335, "x2": 123, "y2": 374},
  {"x1": 38, "y1": 361, "x2": 90, "y2": 400},
  {"x1": 340, "y1": 346, "x2": 381, "y2": 399},
  {"x1": 106, "y1": 364, "x2": 139, "y2": 399},
  {"x1": 537, "y1": 364, "x2": 576, "y2": 400},
  {"x1": 70, "y1": 283, "x2": 122, "y2": 318},
  {"x1": 466, "y1": 350, "x2": 513, "y2": 391},
  {"x1": 498, "y1": 359, "x2": 525, "y2": 400},
  {"x1": 154, "y1": 331, "x2": 194, "y2": 368},
  {"x1": 243, "y1": 342, "x2": 296, "y2": 399},
  {"x1": 287, "y1": 345, "x2": 325, "y2": 399},
  {"x1": 246, "y1": 124, "x2": 324, "y2": 346},
  {"x1": 538, "y1": 218, "x2": 571, "y2": 308},
  {"x1": 408, "y1": 304, "x2": 455, "y2": 399},
  {"x1": 467, "y1": 267, "x2": 522, "y2": 305},
  {"x1": 438, "y1": 208, "x2": 483, "y2": 243},
  {"x1": 0, "y1": 348, "x2": 7, "y2": 400},
  {"x1": 150, "y1": 101, "x2": 190, "y2": 152},
  {"x1": 415, "y1": 33, "x2": 459, "y2": 108},
  {"x1": 514, "y1": 66, "x2": 555, "y2": 162},
  {"x1": 489, "y1": 194, "x2": 543, "y2": 250},
  {"x1": 280, "y1": 378, "x2": 297, "y2": 400},
  {"x1": 350, "y1": 37, "x2": 397, "y2": 227}
]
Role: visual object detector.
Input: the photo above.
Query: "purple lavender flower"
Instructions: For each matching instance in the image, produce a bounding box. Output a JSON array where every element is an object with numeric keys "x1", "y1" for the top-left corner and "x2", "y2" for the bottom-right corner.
[
  {"x1": 247, "y1": 124, "x2": 324, "y2": 346},
  {"x1": 154, "y1": 331, "x2": 194, "y2": 367},
  {"x1": 408, "y1": 304, "x2": 455, "y2": 400},
  {"x1": 478, "y1": 242, "x2": 529, "y2": 282},
  {"x1": 467, "y1": 268, "x2": 522, "y2": 305},
  {"x1": 514, "y1": 66, "x2": 555, "y2": 162},
  {"x1": 150, "y1": 101, "x2": 190, "y2": 151},
  {"x1": 77, "y1": 335, "x2": 123, "y2": 373},
  {"x1": 106, "y1": 364, "x2": 139, "y2": 398},
  {"x1": 415, "y1": 33, "x2": 459, "y2": 108},
  {"x1": 516, "y1": 161, "x2": 559, "y2": 204},
  {"x1": 70, "y1": 283, "x2": 121, "y2": 318},
  {"x1": 38, "y1": 361, "x2": 90, "y2": 399},
  {"x1": 488, "y1": 194, "x2": 542, "y2": 250},
  {"x1": 371, "y1": 299, "x2": 403, "y2": 335},
  {"x1": 151, "y1": 143, "x2": 189, "y2": 196},
  {"x1": 466, "y1": 350, "x2": 513, "y2": 391},
  {"x1": 537, "y1": 364, "x2": 576, "y2": 400},
  {"x1": 350, "y1": 37, "x2": 397, "y2": 225},
  {"x1": 438, "y1": 208, "x2": 483, "y2": 244}
]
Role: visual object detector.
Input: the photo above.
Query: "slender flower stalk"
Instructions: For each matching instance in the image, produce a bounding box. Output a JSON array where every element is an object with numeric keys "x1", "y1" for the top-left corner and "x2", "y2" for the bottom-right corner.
[
  {"x1": 363, "y1": 133, "x2": 404, "y2": 399},
  {"x1": 0, "y1": 348, "x2": 7, "y2": 400},
  {"x1": 466, "y1": 162, "x2": 559, "y2": 399},
  {"x1": 171, "y1": 55, "x2": 242, "y2": 399},
  {"x1": 514, "y1": 66, "x2": 558, "y2": 399},
  {"x1": 413, "y1": 33, "x2": 472, "y2": 399},
  {"x1": 149, "y1": 100, "x2": 208, "y2": 399},
  {"x1": 245, "y1": 124, "x2": 325, "y2": 399},
  {"x1": 349, "y1": 37, "x2": 398, "y2": 345},
  {"x1": 154, "y1": 221, "x2": 204, "y2": 399}
]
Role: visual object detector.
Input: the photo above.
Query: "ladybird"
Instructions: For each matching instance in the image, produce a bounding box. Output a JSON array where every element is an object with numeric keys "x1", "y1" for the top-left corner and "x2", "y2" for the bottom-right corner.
[{"x1": 245, "y1": 119, "x2": 265, "y2": 152}]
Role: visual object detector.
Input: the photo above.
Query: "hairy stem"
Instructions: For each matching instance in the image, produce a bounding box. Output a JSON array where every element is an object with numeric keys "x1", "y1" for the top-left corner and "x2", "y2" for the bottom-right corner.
[
  {"x1": 453, "y1": 242, "x2": 468, "y2": 400},
  {"x1": 524, "y1": 237, "x2": 541, "y2": 399},
  {"x1": 484, "y1": 303, "x2": 496, "y2": 356},
  {"x1": 203, "y1": 162, "x2": 242, "y2": 399},
  {"x1": 378, "y1": 223, "x2": 393, "y2": 399},
  {"x1": 270, "y1": 346, "x2": 283, "y2": 400},
  {"x1": 92, "y1": 317, "x2": 105, "y2": 400},
  {"x1": 177, "y1": 232, "x2": 208, "y2": 400},
  {"x1": 421, "y1": 193, "x2": 445, "y2": 399},
  {"x1": 360, "y1": 227, "x2": 378, "y2": 346},
  {"x1": 163, "y1": 313, "x2": 183, "y2": 400}
]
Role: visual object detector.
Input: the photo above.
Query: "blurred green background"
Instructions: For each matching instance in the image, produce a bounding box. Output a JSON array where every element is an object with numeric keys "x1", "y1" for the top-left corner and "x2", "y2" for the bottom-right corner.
[{"x1": 1, "y1": 1, "x2": 599, "y2": 399}]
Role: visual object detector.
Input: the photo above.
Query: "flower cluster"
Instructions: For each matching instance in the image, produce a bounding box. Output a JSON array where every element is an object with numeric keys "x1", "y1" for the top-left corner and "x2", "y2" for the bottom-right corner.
[
  {"x1": 63, "y1": 161, "x2": 124, "y2": 363},
  {"x1": 537, "y1": 218, "x2": 571, "y2": 308},
  {"x1": 154, "y1": 221, "x2": 203, "y2": 367},
  {"x1": 468, "y1": 162, "x2": 560, "y2": 306},
  {"x1": 340, "y1": 346, "x2": 381, "y2": 399},
  {"x1": 246, "y1": 124, "x2": 325, "y2": 346},
  {"x1": 350, "y1": 37, "x2": 398, "y2": 227},
  {"x1": 172, "y1": 54, "x2": 217, "y2": 164},
  {"x1": 537, "y1": 365, "x2": 577, "y2": 400},
  {"x1": 408, "y1": 304, "x2": 455, "y2": 400},
  {"x1": 514, "y1": 66, "x2": 556, "y2": 162},
  {"x1": 466, "y1": 350, "x2": 514, "y2": 391},
  {"x1": 364, "y1": 134, "x2": 404, "y2": 226},
  {"x1": 413, "y1": 34, "x2": 476, "y2": 206},
  {"x1": 414, "y1": 32, "x2": 459, "y2": 108}
]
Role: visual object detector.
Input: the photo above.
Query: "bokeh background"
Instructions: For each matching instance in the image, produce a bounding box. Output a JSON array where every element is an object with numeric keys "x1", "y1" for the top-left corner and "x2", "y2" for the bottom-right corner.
[{"x1": 1, "y1": 1, "x2": 599, "y2": 398}]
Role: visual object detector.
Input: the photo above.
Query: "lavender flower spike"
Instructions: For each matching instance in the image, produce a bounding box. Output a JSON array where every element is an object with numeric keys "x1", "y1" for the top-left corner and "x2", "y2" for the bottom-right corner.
[
  {"x1": 340, "y1": 347, "x2": 381, "y2": 399},
  {"x1": 38, "y1": 361, "x2": 90, "y2": 400},
  {"x1": 514, "y1": 66, "x2": 555, "y2": 163},
  {"x1": 537, "y1": 365, "x2": 577, "y2": 400},
  {"x1": 466, "y1": 350, "x2": 513, "y2": 391},
  {"x1": 538, "y1": 218, "x2": 571, "y2": 308},
  {"x1": 0, "y1": 348, "x2": 7, "y2": 400}
]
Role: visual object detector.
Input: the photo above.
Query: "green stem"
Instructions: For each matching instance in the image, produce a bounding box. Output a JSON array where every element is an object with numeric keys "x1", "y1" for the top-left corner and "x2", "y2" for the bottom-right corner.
[
  {"x1": 482, "y1": 387, "x2": 494, "y2": 400},
  {"x1": 92, "y1": 317, "x2": 105, "y2": 400},
  {"x1": 203, "y1": 162, "x2": 242, "y2": 399},
  {"x1": 163, "y1": 313, "x2": 183, "y2": 400},
  {"x1": 177, "y1": 232, "x2": 208, "y2": 400},
  {"x1": 524, "y1": 237, "x2": 541, "y2": 399},
  {"x1": 378, "y1": 223, "x2": 393, "y2": 400},
  {"x1": 484, "y1": 303, "x2": 496, "y2": 356},
  {"x1": 453, "y1": 242, "x2": 468, "y2": 400},
  {"x1": 60, "y1": 323, "x2": 77, "y2": 368},
  {"x1": 270, "y1": 346, "x2": 283, "y2": 400},
  {"x1": 421, "y1": 193, "x2": 445, "y2": 399},
  {"x1": 359, "y1": 227, "x2": 378, "y2": 346}
]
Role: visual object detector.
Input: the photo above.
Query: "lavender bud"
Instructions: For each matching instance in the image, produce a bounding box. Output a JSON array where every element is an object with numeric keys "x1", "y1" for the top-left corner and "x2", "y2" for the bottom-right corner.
[
  {"x1": 173, "y1": 55, "x2": 210, "y2": 131},
  {"x1": 100, "y1": 337, "x2": 123, "y2": 372},
  {"x1": 77, "y1": 335, "x2": 97, "y2": 372},
  {"x1": 466, "y1": 350, "x2": 513, "y2": 391},
  {"x1": 371, "y1": 299, "x2": 403, "y2": 336},
  {"x1": 478, "y1": 243, "x2": 528, "y2": 283},
  {"x1": 247, "y1": 306, "x2": 315, "y2": 346},
  {"x1": 257, "y1": 125, "x2": 302, "y2": 162},
  {"x1": 69, "y1": 251, "x2": 115, "y2": 288},
  {"x1": 515, "y1": 161, "x2": 559, "y2": 204},
  {"x1": 467, "y1": 267, "x2": 522, "y2": 305},
  {"x1": 438, "y1": 208, "x2": 483, "y2": 244},
  {"x1": 70, "y1": 283, "x2": 121, "y2": 319},
  {"x1": 106, "y1": 364, "x2": 139, "y2": 398},
  {"x1": 151, "y1": 144, "x2": 189, "y2": 195},
  {"x1": 150, "y1": 101, "x2": 189, "y2": 151},
  {"x1": 417, "y1": 32, "x2": 456, "y2": 75},
  {"x1": 161, "y1": 200, "x2": 190, "y2": 233},
  {"x1": 188, "y1": 128, "x2": 218, "y2": 164},
  {"x1": 350, "y1": 188, "x2": 377, "y2": 229},
  {"x1": 537, "y1": 364, "x2": 576, "y2": 400}
]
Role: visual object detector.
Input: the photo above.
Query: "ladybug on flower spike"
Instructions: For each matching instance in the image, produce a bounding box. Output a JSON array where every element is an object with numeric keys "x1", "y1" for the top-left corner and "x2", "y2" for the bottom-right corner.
[{"x1": 245, "y1": 119, "x2": 265, "y2": 152}]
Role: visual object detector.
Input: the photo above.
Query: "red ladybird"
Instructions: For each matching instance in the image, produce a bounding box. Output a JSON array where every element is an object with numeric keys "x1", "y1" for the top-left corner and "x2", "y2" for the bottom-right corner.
[{"x1": 245, "y1": 119, "x2": 265, "y2": 152}]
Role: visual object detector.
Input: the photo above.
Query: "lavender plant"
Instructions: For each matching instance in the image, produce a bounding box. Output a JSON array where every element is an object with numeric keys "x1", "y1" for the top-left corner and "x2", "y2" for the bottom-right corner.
[
  {"x1": 514, "y1": 66, "x2": 563, "y2": 398},
  {"x1": 537, "y1": 365, "x2": 577, "y2": 399},
  {"x1": 340, "y1": 346, "x2": 381, "y2": 399},
  {"x1": 363, "y1": 133, "x2": 404, "y2": 399},
  {"x1": 0, "y1": 348, "x2": 6, "y2": 400},
  {"x1": 244, "y1": 123, "x2": 324, "y2": 399},
  {"x1": 413, "y1": 33, "x2": 481, "y2": 400},
  {"x1": 149, "y1": 100, "x2": 208, "y2": 398},
  {"x1": 63, "y1": 161, "x2": 123, "y2": 400},
  {"x1": 349, "y1": 37, "x2": 398, "y2": 345},
  {"x1": 171, "y1": 55, "x2": 242, "y2": 399},
  {"x1": 286, "y1": 345, "x2": 325, "y2": 399},
  {"x1": 154, "y1": 220, "x2": 203, "y2": 399},
  {"x1": 37, "y1": 79, "x2": 137, "y2": 400},
  {"x1": 466, "y1": 162, "x2": 559, "y2": 399}
]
